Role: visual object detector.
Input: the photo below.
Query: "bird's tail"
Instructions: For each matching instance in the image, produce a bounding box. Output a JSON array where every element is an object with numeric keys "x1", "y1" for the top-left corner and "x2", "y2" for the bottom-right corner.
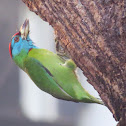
[
  {"x1": 95, "y1": 98, "x2": 105, "y2": 105},
  {"x1": 79, "y1": 90, "x2": 105, "y2": 105},
  {"x1": 87, "y1": 96, "x2": 105, "y2": 105}
]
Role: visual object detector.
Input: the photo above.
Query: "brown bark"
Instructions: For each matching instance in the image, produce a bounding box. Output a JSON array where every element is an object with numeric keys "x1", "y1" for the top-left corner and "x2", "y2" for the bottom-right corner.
[{"x1": 22, "y1": 0, "x2": 126, "y2": 125}]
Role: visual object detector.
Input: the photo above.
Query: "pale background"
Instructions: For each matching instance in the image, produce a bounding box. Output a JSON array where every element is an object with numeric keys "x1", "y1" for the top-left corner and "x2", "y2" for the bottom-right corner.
[{"x1": 0, "y1": 0, "x2": 117, "y2": 126}]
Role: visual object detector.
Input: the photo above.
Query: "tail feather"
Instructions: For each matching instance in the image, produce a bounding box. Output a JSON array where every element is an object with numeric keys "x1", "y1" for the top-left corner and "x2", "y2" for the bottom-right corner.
[{"x1": 96, "y1": 98, "x2": 105, "y2": 105}]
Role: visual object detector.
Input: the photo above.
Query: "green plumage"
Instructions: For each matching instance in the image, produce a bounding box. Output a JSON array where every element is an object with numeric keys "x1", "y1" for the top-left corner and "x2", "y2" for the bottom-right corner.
[{"x1": 14, "y1": 48, "x2": 103, "y2": 104}]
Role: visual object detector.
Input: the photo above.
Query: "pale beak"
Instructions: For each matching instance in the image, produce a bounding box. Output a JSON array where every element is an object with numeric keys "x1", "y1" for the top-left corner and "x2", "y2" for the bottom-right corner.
[{"x1": 19, "y1": 19, "x2": 29, "y2": 39}]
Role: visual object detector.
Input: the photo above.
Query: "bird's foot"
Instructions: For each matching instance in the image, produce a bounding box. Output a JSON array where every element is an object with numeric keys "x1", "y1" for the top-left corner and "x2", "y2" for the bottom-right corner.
[{"x1": 55, "y1": 38, "x2": 70, "y2": 60}]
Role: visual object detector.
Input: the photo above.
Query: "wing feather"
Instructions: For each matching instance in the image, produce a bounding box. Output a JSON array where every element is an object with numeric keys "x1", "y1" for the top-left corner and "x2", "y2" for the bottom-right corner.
[{"x1": 23, "y1": 57, "x2": 78, "y2": 102}]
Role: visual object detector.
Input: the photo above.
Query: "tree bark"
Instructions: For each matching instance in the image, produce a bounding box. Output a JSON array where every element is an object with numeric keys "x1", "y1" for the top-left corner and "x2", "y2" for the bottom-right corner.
[{"x1": 22, "y1": 0, "x2": 126, "y2": 125}]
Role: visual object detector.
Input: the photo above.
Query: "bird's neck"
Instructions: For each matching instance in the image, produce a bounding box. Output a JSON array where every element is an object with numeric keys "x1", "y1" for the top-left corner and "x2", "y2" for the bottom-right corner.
[
  {"x1": 13, "y1": 49, "x2": 28, "y2": 70},
  {"x1": 12, "y1": 40, "x2": 38, "y2": 70}
]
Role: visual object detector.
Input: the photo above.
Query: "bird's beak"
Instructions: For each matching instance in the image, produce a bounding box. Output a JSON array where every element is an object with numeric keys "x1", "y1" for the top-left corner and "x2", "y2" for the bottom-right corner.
[{"x1": 19, "y1": 19, "x2": 29, "y2": 39}]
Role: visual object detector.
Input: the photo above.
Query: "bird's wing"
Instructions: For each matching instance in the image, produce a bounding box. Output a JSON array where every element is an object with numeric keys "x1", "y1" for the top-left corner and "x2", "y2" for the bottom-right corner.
[{"x1": 23, "y1": 56, "x2": 78, "y2": 102}]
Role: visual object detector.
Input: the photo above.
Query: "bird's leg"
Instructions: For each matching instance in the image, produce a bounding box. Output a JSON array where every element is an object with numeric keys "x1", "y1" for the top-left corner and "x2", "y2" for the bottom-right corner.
[
  {"x1": 55, "y1": 38, "x2": 70, "y2": 60},
  {"x1": 55, "y1": 39, "x2": 77, "y2": 70}
]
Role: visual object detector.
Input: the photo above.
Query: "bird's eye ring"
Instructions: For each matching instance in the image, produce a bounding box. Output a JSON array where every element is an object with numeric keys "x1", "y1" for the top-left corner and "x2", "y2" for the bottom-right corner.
[{"x1": 14, "y1": 37, "x2": 19, "y2": 43}]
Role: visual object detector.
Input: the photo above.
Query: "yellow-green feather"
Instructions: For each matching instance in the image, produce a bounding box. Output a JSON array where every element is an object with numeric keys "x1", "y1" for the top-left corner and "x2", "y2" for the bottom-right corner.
[
  {"x1": 27, "y1": 49, "x2": 103, "y2": 104},
  {"x1": 24, "y1": 57, "x2": 77, "y2": 101}
]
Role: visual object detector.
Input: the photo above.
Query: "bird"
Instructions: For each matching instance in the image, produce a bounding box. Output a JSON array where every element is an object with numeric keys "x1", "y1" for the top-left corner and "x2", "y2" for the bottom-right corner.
[{"x1": 9, "y1": 19, "x2": 104, "y2": 105}]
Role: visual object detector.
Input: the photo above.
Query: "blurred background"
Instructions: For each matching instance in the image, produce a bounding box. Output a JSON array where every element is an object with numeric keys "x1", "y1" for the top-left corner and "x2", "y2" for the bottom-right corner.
[{"x1": 0, "y1": 0, "x2": 117, "y2": 126}]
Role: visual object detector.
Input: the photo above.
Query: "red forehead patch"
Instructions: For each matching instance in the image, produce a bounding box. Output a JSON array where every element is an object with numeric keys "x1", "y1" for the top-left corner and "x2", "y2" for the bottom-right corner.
[
  {"x1": 9, "y1": 42, "x2": 12, "y2": 58},
  {"x1": 12, "y1": 32, "x2": 21, "y2": 38}
]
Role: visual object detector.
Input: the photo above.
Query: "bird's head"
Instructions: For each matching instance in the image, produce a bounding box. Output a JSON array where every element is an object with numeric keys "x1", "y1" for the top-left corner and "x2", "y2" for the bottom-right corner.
[{"x1": 9, "y1": 19, "x2": 35, "y2": 58}]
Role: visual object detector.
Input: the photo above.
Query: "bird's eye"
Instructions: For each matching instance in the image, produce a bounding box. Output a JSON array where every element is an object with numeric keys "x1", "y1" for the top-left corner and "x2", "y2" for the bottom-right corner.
[{"x1": 14, "y1": 37, "x2": 19, "y2": 43}]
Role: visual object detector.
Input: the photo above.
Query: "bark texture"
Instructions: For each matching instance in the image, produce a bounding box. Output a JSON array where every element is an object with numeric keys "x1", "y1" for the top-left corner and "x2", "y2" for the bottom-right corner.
[{"x1": 22, "y1": 0, "x2": 126, "y2": 125}]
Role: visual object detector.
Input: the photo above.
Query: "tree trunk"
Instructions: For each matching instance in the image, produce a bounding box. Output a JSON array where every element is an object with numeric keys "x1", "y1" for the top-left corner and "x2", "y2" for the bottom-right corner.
[{"x1": 22, "y1": 0, "x2": 126, "y2": 125}]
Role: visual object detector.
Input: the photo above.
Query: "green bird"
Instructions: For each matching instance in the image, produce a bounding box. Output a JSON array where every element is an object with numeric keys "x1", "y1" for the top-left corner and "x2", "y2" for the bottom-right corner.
[{"x1": 9, "y1": 19, "x2": 103, "y2": 105}]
